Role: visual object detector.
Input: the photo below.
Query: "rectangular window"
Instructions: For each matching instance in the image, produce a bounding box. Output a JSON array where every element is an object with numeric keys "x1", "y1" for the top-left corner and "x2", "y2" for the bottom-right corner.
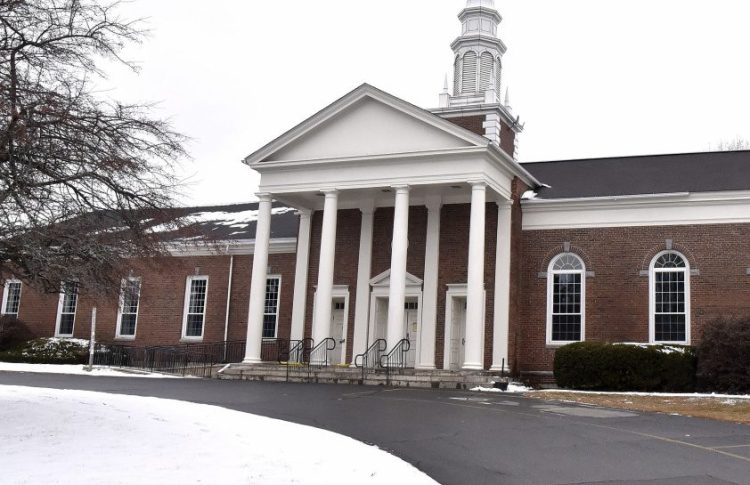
[
  {"x1": 56, "y1": 282, "x2": 79, "y2": 337},
  {"x1": 262, "y1": 276, "x2": 281, "y2": 339},
  {"x1": 654, "y1": 271, "x2": 686, "y2": 342},
  {"x1": 182, "y1": 276, "x2": 208, "y2": 339},
  {"x1": 117, "y1": 278, "x2": 141, "y2": 339},
  {"x1": 551, "y1": 273, "x2": 582, "y2": 342},
  {"x1": 2, "y1": 280, "x2": 22, "y2": 317}
]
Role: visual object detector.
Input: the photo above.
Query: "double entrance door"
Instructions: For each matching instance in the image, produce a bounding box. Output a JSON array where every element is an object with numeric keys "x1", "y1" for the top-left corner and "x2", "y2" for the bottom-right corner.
[{"x1": 372, "y1": 297, "x2": 420, "y2": 367}]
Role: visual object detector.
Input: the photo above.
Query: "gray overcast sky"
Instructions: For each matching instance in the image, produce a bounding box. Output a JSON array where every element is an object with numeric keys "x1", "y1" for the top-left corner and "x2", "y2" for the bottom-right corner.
[{"x1": 101, "y1": 0, "x2": 750, "y2": 206}]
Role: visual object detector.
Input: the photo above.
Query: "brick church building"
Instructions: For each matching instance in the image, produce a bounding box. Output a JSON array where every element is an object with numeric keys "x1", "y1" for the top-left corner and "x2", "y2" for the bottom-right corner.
[{"x1": 4, "y1": 0, "x2": 750, "y2": 381}]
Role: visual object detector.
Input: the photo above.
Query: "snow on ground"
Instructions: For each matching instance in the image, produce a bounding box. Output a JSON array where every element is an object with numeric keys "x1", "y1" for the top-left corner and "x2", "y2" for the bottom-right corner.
[
  {"x1": 0, "y1": 362, "x2": 179, "y2": 378},
  {"x1": 539, "y1": 389, "x2": 750, "y2": 400},
  {"x1": 0, "y1": 386, "x2": 438, "y2": 485},
  {"x1": 471, "y1": 382, "x2": 532, "y2": 393}
]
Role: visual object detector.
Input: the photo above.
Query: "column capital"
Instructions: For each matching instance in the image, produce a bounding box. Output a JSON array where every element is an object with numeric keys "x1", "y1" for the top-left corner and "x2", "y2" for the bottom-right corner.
[
  {"x1": 468, "y1": 180, "x2": 487, "y2": 189},
  {"x1": 295, "y1": 208, "x2": 313, "y2": 219},
  {"x1": 390, "y1": 184, "x2": 411, "y2": 193},
  {"x1": 255, "y1": 192, "x2": 273, "y2": 202},
  {"x1": 359, "y1": 199, "x2": 376, "y2": 215},
  {"x1": 425, "y1": 195, "x2": 443, "y2": 212},
  {"x1": 496, "y1": 199, "x2": 514, "y2": 210},
  {"x1": 320, "y1": 188, "x2": 338, "y2": 197}
]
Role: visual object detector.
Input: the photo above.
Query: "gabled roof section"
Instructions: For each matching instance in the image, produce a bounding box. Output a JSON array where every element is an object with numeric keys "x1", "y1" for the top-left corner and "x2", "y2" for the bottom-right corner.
[
  {"x1": 524, "y1": 150, "x2": 750, "y2": 199},
  {"x1": 243, "y1": 83, "x2": 492, "y2": 166},
  {"x1": 370, "y1": 269, "x2": 424, "y2": 288}
]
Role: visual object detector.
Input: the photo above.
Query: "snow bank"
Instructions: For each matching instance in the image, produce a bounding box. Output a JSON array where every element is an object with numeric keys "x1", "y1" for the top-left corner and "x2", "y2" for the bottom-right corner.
[
  {"x1": 0, "y1": 386, "x2": 438, "y2": 485},
  {"x1": 0, "y1": 362, "x2": 179, "y2": 378},
  {"x1": 471, "y1": 382, "x2": 532, "y2": 393}
]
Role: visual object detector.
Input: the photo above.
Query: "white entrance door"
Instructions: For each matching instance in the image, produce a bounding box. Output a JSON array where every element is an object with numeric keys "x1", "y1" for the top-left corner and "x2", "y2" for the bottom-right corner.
[
  {"x1": 404, "y1": 300, "x2": 419, "y2": 367},
  {"x1": 450, "y1": 297, "x2": 467, "y2": 370},
  {"x1": 330, "y1": 301, "x2": 346, "y2": 365}
]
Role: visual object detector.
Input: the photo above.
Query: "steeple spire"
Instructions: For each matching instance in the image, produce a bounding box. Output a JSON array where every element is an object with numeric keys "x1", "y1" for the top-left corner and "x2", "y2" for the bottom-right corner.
[{"x1": 446, "y1": 0, "x2": 506, "y2": 105}]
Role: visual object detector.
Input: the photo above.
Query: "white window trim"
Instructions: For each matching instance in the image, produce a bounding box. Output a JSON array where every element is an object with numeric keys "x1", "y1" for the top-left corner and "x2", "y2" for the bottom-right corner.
[
  {"x1": 1, "y1": 279, "x2": 22, "y2": 316},
  {"x1": 649, "y1": 250, "x2": 691, "y2": 345},
  {"x1": 546, "y1": 254, "x2": 586, "y2": 346},
  {"x1": 262, "y1": 275, "x2": 282, "y2": 339},
  {"x1": 181, "y1": 275, "x2": 209, "y2": 341},
  {"x1": 116, "y1": 277, "x2": 142, "y2": 340},
  {"x1": 55, "y1": 282, "x2": 78, "y2": 338}
]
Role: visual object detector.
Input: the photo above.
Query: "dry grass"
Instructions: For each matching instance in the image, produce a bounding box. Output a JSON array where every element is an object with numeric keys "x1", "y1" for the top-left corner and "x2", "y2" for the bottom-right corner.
[{"x1": 530, "y1": 391, "x2": 750, "y2": 425}]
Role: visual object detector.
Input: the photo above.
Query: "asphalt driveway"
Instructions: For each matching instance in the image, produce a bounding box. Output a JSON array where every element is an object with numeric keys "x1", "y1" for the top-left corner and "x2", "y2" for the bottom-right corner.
[{"x1": 1, "y1": 372, "x2": 748, "y2": 485}]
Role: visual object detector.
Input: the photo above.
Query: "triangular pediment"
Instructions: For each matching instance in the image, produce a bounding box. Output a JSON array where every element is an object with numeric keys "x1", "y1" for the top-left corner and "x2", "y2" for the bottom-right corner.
[
  {"x1": 244, "y1": 84, "x2": 489, "y2": 165},
  {"x1": 370, "y1": 269, "x2": 423, "y2": 288}
]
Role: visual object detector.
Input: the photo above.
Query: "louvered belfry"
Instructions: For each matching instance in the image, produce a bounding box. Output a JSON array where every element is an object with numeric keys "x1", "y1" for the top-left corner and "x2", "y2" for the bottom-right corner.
[{"x1": 450, "y1": 0, "x2": 506, "y2": 101}]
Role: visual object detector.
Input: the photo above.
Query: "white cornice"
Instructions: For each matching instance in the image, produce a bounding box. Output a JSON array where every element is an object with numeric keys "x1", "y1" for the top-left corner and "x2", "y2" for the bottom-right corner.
[
  {"x1": 522, "y1": 191, "x2": 750, "y2": 230},
  {"x1": 243, "y1": 84, "x2": 491, "y2": 167},
  {"x1": 166, "y1": 238, "x2": 297, "y2": 257}
]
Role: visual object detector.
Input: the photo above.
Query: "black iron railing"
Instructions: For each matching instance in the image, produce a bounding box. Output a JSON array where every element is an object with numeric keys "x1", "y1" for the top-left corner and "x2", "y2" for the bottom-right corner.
[
  {"x1": 354, "y1": 338, "x2": 387, "y2": 381},
  {"x1": 379, "y1": 338, "x2": 411, "y2": 385},
  {"x1": 309, "y1": 338, "x2": 336, "y2": 367}
]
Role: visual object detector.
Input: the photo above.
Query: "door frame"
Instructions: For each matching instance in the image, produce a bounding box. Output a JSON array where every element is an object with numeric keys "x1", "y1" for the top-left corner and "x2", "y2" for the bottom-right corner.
[
  {"x1": 330, "y1": 285, "x2": 350, "y2": 365},
  {"x1": 368, "y1": 287, "x2": 423, "y2": 363},
  {"x1": 443, "y1": 284, "x2": 486, "y2": 370}
]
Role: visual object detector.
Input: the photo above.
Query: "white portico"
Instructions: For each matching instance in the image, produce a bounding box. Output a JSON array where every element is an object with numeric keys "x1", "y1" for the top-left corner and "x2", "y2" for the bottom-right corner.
[{"x1": 240, "y1": 0, "x2": 539, "y2": 371}]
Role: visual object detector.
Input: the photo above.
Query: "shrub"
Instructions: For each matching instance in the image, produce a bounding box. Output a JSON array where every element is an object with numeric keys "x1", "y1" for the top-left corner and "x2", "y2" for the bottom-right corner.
[
  {"x1": 0, "y1": 337, "x2": 90, "y2": 364},
  {"x1": 0, "y1": 316, "x2": 33, "y2": 351},
  {"x1": 554, "y1": 341, "x2": 697, "y2": 392},
  {"x1": 697, "y1": 317, "x2": 750, "y2": 394}
]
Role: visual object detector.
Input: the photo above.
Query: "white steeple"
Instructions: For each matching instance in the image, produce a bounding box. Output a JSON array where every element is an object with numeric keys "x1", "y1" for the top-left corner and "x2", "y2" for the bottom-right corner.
[{"x1": 448, "y1": 0, "x2": 506, "y2": 105}]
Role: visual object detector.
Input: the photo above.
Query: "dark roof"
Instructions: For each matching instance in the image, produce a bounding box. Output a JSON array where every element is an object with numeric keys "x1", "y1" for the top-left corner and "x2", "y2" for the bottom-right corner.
[
  {"x1": 152, "y1": 202, "x2": 299, "y2": 241},
  {"x1": 523, "y1": 150, "x2": 750, "y2": 199}
]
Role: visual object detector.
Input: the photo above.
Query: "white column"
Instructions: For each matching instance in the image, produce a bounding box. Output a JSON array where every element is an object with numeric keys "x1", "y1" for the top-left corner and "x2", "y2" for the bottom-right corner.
[
  {"x1": 312, "y1": 190, "x2": 338, "y2": 346},
  {"x1": 491, "y1": 201, "x2": 513, "y2": 372},
  {"x1": 290, "y1": 209, "x2": 312, "y2": 342},
  {"x1": 386, "y1": 185, "x2": 410, "y2": 350},
  {"x1": 417, "y1": 196, "x2": 441, "y2": 369},
  {"x1": 351, "y1": 203, "x2": 375, "y2": 365},
  {"x1": 243, "y1": 194, "x2": 273, "y2": 363},
  {"x1": 463, "y1": 182, "x2": 486, "y2": 370}
]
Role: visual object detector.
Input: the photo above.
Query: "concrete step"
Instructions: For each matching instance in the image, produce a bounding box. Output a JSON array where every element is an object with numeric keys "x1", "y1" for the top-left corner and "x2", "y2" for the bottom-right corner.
[{"x1": 217, "y1": 363, "x2": 506, "y2": 389}]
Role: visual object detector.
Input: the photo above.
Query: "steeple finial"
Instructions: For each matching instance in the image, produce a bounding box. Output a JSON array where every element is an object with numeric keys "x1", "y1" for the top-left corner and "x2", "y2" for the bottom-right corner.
[
  {"x1": 443, "y1": 74, "x2": 449, "y2": 93},
  {"x1": 504, "y1": 87, "x2": 511, "y2": 111}
]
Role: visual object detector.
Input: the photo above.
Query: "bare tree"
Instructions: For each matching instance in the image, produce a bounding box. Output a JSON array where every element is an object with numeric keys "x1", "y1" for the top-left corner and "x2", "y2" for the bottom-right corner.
[
  {"x1": 1, "y1": 0, "x2": 188, "y2": 294},
  {"x1": 715, "y1": 136, "x2": 750, "y2": 152}
]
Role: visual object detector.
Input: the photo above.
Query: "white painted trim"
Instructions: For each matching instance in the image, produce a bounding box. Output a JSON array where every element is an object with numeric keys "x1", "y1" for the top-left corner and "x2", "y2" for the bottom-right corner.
[
  {"x1": 546, "y1": 254, "x2": 586, "y2": 346},
  {"x1": 262, "y1": 275, "x2": 282, "y2": 339},
  {"x1": 649, "y1": 251, "x2": 691, "y2": 345},
  {"x1": 166, "y1": 238, "x2": 297, "y2": 257},
  {"x1": 243, "y1": 84, "x2": 491, "y2": 166},
  {"x1": 181, "y1": 275, "x2": 209, "y2": 341},
  {"x1": 369, "y1": 269, "x2": 424, "y2": 288},
  {"x1": 54, "y1": 283, "x2": 79, "y2": 338},
  {"x1": 290, "y1": 211, "x2": 312, "y2": 341},
  {"x1": 351, "y1": 206, "x2": 375, "y2": 365},
  {"x1": 443, "y1": 285, "x2": 486, "y2": 370},
  {"x1": 115, "y1": 277, "x2": 142, "y2": 341},
  {"x1": 331, "y1": 285, "x2": 350, "y2": 366},
  {"x1": 523, "y1": 191, "x2": 750, "y2": 230},
  {"x1": 1, "y1": 279, "x2": 21, "y2": 316},
  {"x1": 367, "y1": 290, "x2": 423, "y2": 365}
]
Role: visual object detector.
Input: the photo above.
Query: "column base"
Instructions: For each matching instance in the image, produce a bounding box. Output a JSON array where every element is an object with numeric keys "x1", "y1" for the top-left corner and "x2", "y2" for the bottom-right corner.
[
  {"x1": 415, "y1": 364, "x2": 436, "y2": 370},
  {"x1": 242, "y1": 357, "x2": 263, "y2": 364},
  {"x1": 461, "y1": 362, "x2": 484, "y2": 371}
]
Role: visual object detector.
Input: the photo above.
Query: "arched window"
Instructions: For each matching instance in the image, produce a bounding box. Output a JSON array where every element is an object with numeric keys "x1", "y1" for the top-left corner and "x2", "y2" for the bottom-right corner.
[
  {"x1": 650, "y1": 251, "x2": 690, "y2": 343},
  {"x1": 495, "y1": 57, "x2": 502, "y2": 96},
  {"x1": 547, "y1": 253, "x2": 585, "y2": 344},
  {"x1": 461, "y1": 52, "x2": 477, "y2": 94}
]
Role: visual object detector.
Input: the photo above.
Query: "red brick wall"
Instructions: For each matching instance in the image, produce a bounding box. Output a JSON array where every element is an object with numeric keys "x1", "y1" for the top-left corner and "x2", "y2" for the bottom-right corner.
[
  {"x1": 518, "y1": 223, "x2": 750, "y2": 374},
  {"x1": 13, "y1": 252, "x2": 297, "y2": 347},
  {"x1": 444, "y1": 116, "x2": 486, "y2": 137},
  {"x1": 500, "y1": 121, "x2": 516, "y2": 158}
]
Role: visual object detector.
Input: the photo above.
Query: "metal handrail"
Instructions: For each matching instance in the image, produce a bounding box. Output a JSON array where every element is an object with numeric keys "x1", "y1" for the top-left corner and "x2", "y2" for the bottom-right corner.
[
  {"x1": 354, "y1": 338, "x2": 387, "y2": 368},
  {"x1": 379, "y1": 339, "x2": 411, "y2": 385},
  {"x1": 308, "y1": 338, "x2": 336, "y2": 367}
]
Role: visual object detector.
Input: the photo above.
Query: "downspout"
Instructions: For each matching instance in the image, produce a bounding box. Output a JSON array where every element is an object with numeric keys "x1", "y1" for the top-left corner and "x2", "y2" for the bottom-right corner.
[{"x1": 224, "y1": 244, "x2": 234, "y2": 343}]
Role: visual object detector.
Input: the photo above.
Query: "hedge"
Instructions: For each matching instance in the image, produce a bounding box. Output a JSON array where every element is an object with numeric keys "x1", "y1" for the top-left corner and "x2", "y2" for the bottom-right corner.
[
  {"x1": 553, "y1": 341, "x2": 697, "y2": 392},
  {"x1": 0, "y1": 337, "x2": 90, "y2": 365},
  {"x1": 697, "y1": 317, "x2": 750, "y2": 394}
]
